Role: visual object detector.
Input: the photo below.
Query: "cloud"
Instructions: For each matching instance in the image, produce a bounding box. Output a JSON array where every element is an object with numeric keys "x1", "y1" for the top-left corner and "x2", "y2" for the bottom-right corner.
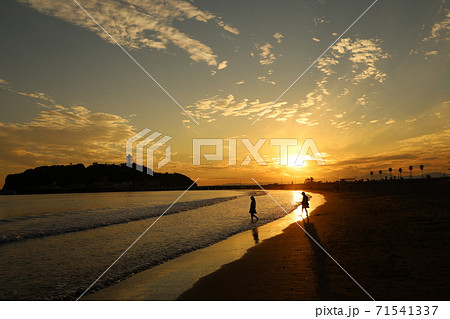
[
  {"x1": 316, "y1": 57, "x2": 339, "y2": 76},
  {"x1": 0, "y1": 79, "x2": 138, "y2": 178},
  {"x1": 316, "y1": 38, "x2": 389, "y2": 83},
  {"x1": 423, "y1": 12, "x2": 450, "y2": 43},
  {"x1": 338, "y1": 87, "x2": 350, "y2": 97},
  {"x1": 332, "y1": 153, "x2": 420, "y2": 167},
  {"x1": 312, "y1": 37, "x2": 320, "y2": 42},
  {"x1": 0, "y1": 103, "x2": 135, "y2": 171},
  {"x1": 327, "y1": 146, "x2": 449, "y2": 177},
  {"x1": 186, "y1": 94, "x2": 295, "y2": 120},
  {"x1": 257, "y1": 76, "x2": 276, "y2": 85},
  {"x1": 398, "y1": 128, "x2": 450, "y2": 150},
  {"x1": 356, "y1": 94, "x2": 368, "y2": 106},
  {"x1": 385, "y1": 119, "x2": 396, "y2": 125},
  {"x1": 313, "y1": 17, "x2": 329, "y2": 25},
  {"x1": 266, "y1": 104, "x2": 298, "y2": 122},
  {"x1": 217, "y1": 21, "x2": 240, "y2": 35},
  {"x1": 16, "y1": 91, "x2": 55, "y2": 104},
  {"x1": 411, "y1": 9, "x2": 449, "y2": 58},
  {"x1": 17, "y1": 0, "x2": 239, "y2": 66},
  {"x1": 297, "y1": 85, "x2": 329, "y2": 109},
  {"x1": 235, "y1": 80, "x2": 245, "y2": 85},
  {"x1": 255, "y1": 43, "x2": 277, "y2": 65},
  {"x1": 1, "y1": 79, "x2": 56, "y2": 105},
  {"x1": 273, "y1": 32, "x2": 284, "y2": 43},
  {"x1": 217, "y1": 61, "x2": 228, "y2": 70},
  {"x1": 296, "y1": 112, "x2": 318, "y2": 126}
]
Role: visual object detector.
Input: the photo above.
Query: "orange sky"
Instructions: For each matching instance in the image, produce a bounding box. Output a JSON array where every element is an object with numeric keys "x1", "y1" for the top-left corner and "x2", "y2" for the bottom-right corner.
[{"x1": 1, "y1": 0, "x2": 449, "y2": 187}]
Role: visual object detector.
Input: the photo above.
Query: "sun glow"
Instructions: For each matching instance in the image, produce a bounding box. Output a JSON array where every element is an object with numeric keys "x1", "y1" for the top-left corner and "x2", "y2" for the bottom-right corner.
[{"x1": 287, "y1": 155, "x2": 307, "y2": 167}]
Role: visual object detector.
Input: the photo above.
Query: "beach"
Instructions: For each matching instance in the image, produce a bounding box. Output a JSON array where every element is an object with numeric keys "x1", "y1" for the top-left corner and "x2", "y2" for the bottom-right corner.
[
  {"x1": 0, "y1": 189, "x2": 311, "y2": 300},
  {"x1": 1, "y1": 184, "x2": 449, "y2": 301},
  {"x1": 179, "y1": 188, "x2": 450, "y2": 300}
]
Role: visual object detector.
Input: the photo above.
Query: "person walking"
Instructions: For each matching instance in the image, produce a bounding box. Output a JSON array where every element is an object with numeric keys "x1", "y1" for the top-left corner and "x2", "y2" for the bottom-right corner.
[
  {"x1": 301, "y1": 192, "x2": 310, "y2": 216},
  {"x1": 249, "y1": 195, "x2": 259, "y2": 222}
]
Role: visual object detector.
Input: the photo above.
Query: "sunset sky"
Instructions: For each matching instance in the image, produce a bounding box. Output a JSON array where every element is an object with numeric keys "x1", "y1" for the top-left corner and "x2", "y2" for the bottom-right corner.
[{"x1": 1, "y1": 0, "x2": 449, "y2": 186}]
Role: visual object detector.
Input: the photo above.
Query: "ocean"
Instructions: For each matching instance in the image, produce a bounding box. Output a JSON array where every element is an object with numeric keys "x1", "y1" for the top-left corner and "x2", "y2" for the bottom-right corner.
[{"x1": 0, "y1": 189, "x2": 312, "y2": 300}]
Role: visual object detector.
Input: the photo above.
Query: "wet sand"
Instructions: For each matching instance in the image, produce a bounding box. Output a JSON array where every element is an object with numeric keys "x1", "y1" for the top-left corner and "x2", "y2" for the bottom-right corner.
[
  {"x1": 84, "y1": 193, "x2": 325, "y2": 300},
  {"x1": 179, "y1": 190, "x2": 450, "y2": 300}
]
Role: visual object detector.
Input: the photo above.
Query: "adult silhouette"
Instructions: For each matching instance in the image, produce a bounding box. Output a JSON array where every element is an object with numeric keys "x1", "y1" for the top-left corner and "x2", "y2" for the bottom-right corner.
[
  {"x1": 301, "y1": 192, "x2": 310, "y2": 216},
  {"x1": 249, "y1": 196, "x2": 259, "y2": 222}
]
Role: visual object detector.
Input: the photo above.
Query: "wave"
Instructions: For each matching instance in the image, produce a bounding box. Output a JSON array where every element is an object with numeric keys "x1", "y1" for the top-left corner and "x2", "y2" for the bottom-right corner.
[{"x1": 0, "y1": 196, "x2": 240, "y2": 244}]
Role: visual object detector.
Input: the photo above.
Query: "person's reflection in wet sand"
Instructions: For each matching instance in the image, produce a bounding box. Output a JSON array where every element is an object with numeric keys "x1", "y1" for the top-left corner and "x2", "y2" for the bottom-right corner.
[{"x1": 252, "y1": 227, "x2": 260, "y2": 244}]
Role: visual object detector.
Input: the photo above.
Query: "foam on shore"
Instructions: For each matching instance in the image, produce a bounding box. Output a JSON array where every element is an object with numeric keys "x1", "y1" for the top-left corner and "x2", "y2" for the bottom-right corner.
[{"x1": 84, "y1": 193, "x2": 325, "y2": 300}]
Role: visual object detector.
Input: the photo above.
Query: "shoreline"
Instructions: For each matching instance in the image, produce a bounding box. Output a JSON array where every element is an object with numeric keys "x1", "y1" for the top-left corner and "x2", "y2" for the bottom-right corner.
[
  {"x1": 83, "y1": 192, "x2": 325, "y2": 300},
  {"x1": 179, "y1": 190, "x2": 450, "y2": 300}
]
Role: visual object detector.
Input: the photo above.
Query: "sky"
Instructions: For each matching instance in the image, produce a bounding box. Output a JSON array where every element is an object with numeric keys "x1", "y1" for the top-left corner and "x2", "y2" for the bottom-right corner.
[{"x1": 0, "y1": 0, "x2": 449, "y2": 186}]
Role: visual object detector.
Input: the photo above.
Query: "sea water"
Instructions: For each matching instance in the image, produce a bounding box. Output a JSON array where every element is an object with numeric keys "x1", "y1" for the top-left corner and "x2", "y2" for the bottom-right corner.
[{"x1": 0, "y1": 189, "x2": 309, "y2": 300}]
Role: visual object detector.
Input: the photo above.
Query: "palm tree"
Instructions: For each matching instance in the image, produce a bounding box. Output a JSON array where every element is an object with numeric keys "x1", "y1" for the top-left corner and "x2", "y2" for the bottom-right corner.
[
  {"x1": 378, "y1": 170, "x2": 382, "y2": 180},
  {"x1": 388, "y1": 167, "x2": 393, "y2": 179},
  {"x1": 399, "y1": 168, "x2": 403, "y2": 179},
  {"x1": 409, "y1": 165, "x2": 413, "y2": 178},
  {"x1": 420, "y1": 165, "x2": 424, "y2": 179},
  {"x1": 370, "y1": 171, "x2": 374, "y2": 181}
]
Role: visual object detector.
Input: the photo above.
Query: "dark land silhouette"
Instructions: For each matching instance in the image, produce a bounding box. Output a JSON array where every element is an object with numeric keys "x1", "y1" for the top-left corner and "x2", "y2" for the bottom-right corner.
[{"x1": 1, "y1": 163, "x2": 196, "y2": 194}]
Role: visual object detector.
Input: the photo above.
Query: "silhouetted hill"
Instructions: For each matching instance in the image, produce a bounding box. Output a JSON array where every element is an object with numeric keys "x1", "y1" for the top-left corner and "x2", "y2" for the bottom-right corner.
[{"x1": 1, "y1": 163, "x2": 197, "y2": 194}]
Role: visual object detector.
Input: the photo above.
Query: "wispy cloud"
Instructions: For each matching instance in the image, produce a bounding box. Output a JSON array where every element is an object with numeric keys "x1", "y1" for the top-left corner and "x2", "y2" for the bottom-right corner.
[
  {"x1": 313, "y1": 17, "x2": 329, "y2": 25},
  {"x1": 185, "y1": 94, "x2": 295, "y2": 120},
  {"x1": 1, "y1": 79, "x2": 56, "y2": 105},
  {"x1": 0, "y1": 102, "x2": 135, "y2": 169},
  {"x1": 273, "y1": 32, "x2": 284, "y2": 43},
  {"x1": 0, "y1": 78, "x2": 136, "y2": 172},
  {"x1": 422, "y1": 12, "x2": 450, "y2": 43},
  {"x1": 16, "y1": 91, "x2": 55, "y2": 104},
  {"x1": 398, "y1": 128, "x2": 450, "y2": 150},
  {"x1": 255, "y1": 43, "x2": 277, "y2": 65},
  {"x1": 295, "y1": 112, "x2": 318, "y2": 126},
  {"x1": 317, "y1": 38, "x2": 389, "y2": 83},
  {"x1": 257, "y1": 76, "x2": 276, "y2": 85},
  {"x1": 217, "y1": 21, "x2": 240, "y2": 35},
  {"x1": 217, "y1": 60, "x2": 228, "y2": 70},
  {"x1": 297, "y1": 84, "x2": 329, "y2": 109},
  {"x1": 18, "y1": 0, "x2": 239, "y2": 66},
  {"x1": 385, "y1": 118, "x2": 396, "y2": 125},
  {"x1": 356, "y1": 94, "x2": 368, "y2": 106},
  {"x1": 410, "y1": 5, "x2": 449, "y2": 58}
]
